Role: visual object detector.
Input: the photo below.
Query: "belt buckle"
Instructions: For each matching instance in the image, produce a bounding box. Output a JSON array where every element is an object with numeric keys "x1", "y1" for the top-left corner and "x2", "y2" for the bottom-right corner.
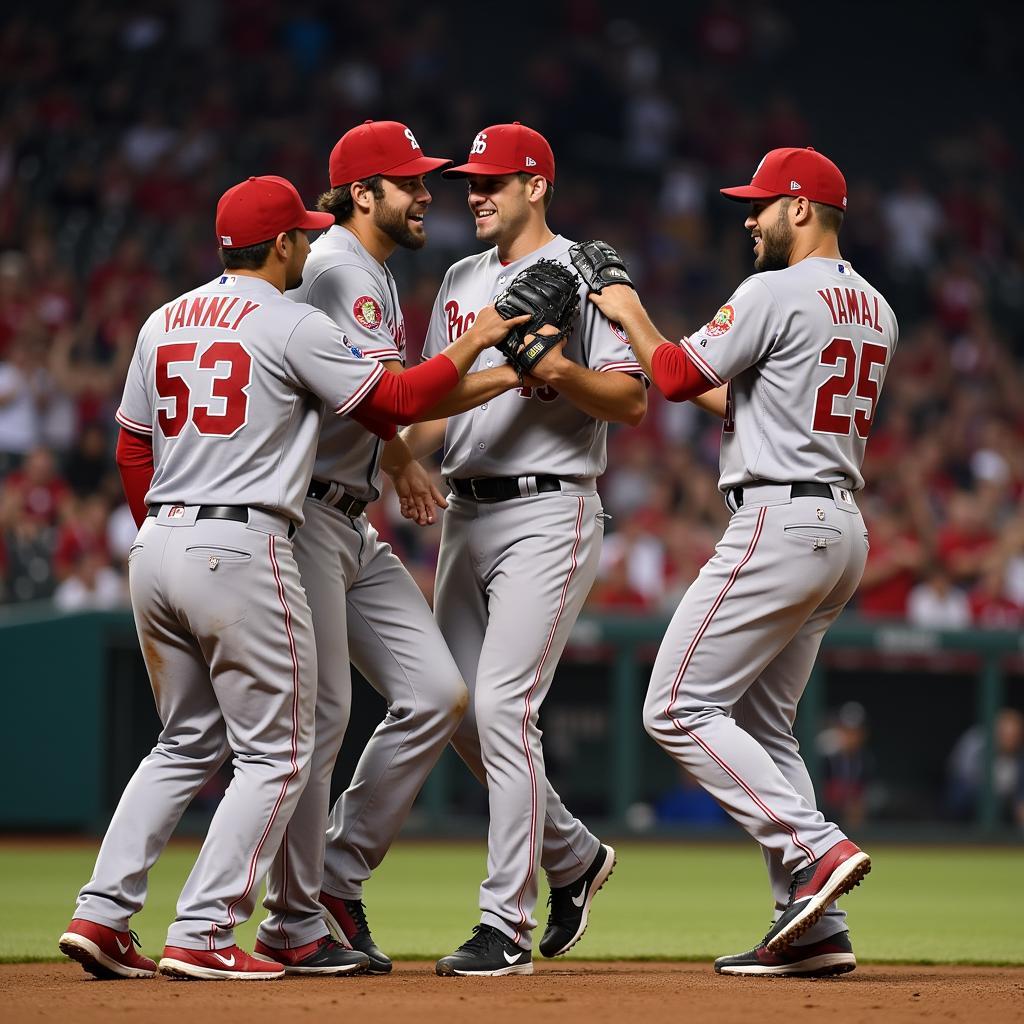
[{"x1": 469, "y1": 478, "x2": 485, "y2": 501}]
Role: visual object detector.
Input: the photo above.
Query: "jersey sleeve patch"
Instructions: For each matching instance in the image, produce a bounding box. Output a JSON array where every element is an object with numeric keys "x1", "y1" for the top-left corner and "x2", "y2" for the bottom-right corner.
[
  {"x1": 352, "y1": 295, "x2": 384, "y2": 331},
  {"x1": 704, "y1": 304, "x2": 735, "y2": 337},
  {"x1": 609, "y1": 320, "x2": 630, "y2": 344}
]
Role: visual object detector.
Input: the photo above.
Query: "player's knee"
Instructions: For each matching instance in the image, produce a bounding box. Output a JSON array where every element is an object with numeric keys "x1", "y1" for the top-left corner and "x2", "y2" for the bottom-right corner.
[{"x1": 442, "y1": 677, "x2": 470, "y2": 720}]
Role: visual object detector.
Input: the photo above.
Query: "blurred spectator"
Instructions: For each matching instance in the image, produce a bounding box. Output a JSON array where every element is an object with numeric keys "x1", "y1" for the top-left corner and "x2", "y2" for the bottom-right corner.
[
  {"x1": 946, "y1": 708, "x2": 1024, "y2": 824},
  {"x1": 52, "y1": 551, "x2": 126, "y2": 611},
  {"x1": 817, "y1": 701, "x2": 874, "y2": 828},
  {"x1": 906, "y1": 563, "x2": 971, "y2": 630}
]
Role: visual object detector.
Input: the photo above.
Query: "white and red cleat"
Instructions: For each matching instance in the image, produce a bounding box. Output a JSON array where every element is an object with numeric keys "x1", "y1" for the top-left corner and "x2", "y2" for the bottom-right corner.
[
  {"x1": 764, "y1": 840, "x2": 871, "y2": 953},
  {"x1": 158, "y1": 944, "x2": 285, "y2": 980},
  {"x1": 59, "y1": 919, "x2": 157, "y2": 979}
]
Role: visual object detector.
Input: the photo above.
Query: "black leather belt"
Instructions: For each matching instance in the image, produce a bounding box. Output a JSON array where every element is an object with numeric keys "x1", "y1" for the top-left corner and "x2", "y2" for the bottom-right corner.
[
  {"x1": 306, "y1": 479, "x2": 367, "y2": 518},
  {"x1": 146, "y1": 505, "x2": 248, "y2": 523},
  {"x1": 450, "y1": 475, "x2": 562, "y2": 503},
  {"x1": 730, "y1": 481, "x2": 834, "y2": 509}
]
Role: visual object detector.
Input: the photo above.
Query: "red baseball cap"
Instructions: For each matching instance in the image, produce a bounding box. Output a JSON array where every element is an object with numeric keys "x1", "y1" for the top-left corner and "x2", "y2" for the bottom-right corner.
[
  {"x1": 720, "y1": 147, "x2": 847, "y2": 211},
  {"x1": 216, "y1": 175, "x2": 334, "y2": 249},
  {"x1": 443, "y1": 122, "x2": 555, "y2": 183},
  {"x1": 329, "y1": 120, "x2": 452, "y2": 187}
]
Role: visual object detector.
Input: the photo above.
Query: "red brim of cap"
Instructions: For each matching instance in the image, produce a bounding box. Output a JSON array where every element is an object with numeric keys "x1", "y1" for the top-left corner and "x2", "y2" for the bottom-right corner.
[
  {"x1": 719, "y1": 185, "x2": 785, "y2": 202},
  {"x1": 442, "y1": 161, "x2": 525, "y2": 179},
  {"x1": 383, "y1": 155, "x2": 453, "y2": 177},
  {"x1": 297, "y1": 210, "x2": 337, "y2": 231}
]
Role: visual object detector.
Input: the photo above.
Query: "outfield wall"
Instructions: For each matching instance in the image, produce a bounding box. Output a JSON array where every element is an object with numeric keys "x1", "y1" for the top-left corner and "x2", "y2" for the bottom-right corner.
[{"x1": 1, "y1": 606, "x2": 1021, "y2": 837}]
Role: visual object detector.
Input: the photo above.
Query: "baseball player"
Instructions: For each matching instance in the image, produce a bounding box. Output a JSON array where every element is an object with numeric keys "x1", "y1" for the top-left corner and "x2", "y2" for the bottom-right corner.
[
  {"x1": 256, "y1": 121, "x2": 528, "y2": 973},
  {"x1": 57, "y1": 174, "x2": 521, "y2": 982},
  {"x1": 397, "y1": 122, "x2": 648, "y2": 976},
  {"x1": 586, "y1": 147, "x2": 897, "y2": 977}
]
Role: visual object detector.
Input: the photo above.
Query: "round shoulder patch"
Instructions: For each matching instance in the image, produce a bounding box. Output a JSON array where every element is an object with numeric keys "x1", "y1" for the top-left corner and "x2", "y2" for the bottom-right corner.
[
  {"x1": 704, "y1": 304, "x2": 735, "y2": 337},
  {"x1": 610, "y1": 320, "x2": 629, "y2": 344},
  {"x1": 353, "y1": 295, "x2": 383, "y2": 331}
]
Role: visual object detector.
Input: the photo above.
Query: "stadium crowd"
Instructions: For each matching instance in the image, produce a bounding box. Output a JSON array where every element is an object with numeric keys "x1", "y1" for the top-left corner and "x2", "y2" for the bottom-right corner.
[{"x1": 1, "y1": 1, "x2": 1022, "y2": 628}]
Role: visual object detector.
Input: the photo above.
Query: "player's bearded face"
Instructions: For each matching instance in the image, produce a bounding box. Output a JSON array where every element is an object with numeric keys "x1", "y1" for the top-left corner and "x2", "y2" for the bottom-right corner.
[
  {"x1": 373, "y1": 181, "x2": 429, "y2": 251},
  {"x1": 752, "y1": 200, "x2": 793, "y2": 272}
]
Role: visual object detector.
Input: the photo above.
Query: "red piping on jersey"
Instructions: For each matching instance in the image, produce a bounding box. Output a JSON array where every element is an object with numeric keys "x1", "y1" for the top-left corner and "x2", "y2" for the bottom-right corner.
[
  {"x1": 661, "y1": 506, "x2": 815, "y2": 862},
  {"x1": 216, "y1": 535, "x2": 304, "y2": 948},
  {"x1": 342, "y1": 353, "x2": 459, "y2": 424},
  {"x1": 651, "y1": 342, "x2": 718, "y2": 402},
  {"x1": 512, "y1": 496, "x2": 585, "y2": 945},
  {"x1": 115, "y1": 427, "x2": 155, "y2": 527}
]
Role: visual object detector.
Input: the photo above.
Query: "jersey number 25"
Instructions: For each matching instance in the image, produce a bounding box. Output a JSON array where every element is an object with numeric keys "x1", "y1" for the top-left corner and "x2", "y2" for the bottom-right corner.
[
  {"x1": 812, "y1": 337, "x2": 888, "y2": 438},
  {"x1": 156, "y1": 341, "x2": 252, "y2": 438}
]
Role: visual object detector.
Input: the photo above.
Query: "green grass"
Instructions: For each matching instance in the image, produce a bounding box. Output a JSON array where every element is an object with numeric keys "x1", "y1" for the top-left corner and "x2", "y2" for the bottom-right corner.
[{"x1": 2, "y1": 840, "x2": 1022, "y2": 965}]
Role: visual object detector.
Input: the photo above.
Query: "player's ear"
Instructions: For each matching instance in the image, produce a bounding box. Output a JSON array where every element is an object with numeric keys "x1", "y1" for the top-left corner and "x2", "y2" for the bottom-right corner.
[
  {"x1": 527, "y1": 175, "x2": 547, "y2": 207},
  {"x1": 791, "y1": 196, "x2": 813, "y2": 226},
  {"x1": 273, "y1": 232, "x2": 290, "y2": 260},
  {"x1": 351, "y1": 180, "x2": 375, "y2": 214}
]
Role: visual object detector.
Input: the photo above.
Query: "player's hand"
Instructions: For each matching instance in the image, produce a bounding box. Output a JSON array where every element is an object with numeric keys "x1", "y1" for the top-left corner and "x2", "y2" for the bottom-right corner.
[
  {"x1": 390, "y1": 459, "x2": 448, "y2": 526},
  {"x1": 588, "y1": 283, "x2": 644, "y2": 329},
  {"x1": 517, "y1": 324, "x2": 569, "y2": 381},
  {"x1": 468, "y1": 304, "x2": 530, "y2": 348}
]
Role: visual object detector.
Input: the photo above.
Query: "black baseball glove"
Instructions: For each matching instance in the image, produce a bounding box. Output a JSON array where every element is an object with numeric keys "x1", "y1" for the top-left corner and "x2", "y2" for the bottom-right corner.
[
  {"x1": 494, "y1": 259, "x2": 580, "y2": 377},
  {"x1": 568, "y1": 239, "x2": 635, "y2": 292}
]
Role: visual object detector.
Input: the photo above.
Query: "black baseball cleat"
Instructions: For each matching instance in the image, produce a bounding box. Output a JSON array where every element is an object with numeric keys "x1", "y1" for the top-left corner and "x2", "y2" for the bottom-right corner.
[
  {"x1": 539, "y1": 843, "x2": 617, "y2": 958},
  {"x1": 435, "y1": 925, "x2": 533, "y2": 976},
  {"x1": 714, "y1": 930, "x2": 856, "y2": 977},
  {"x1": 763, "y1": 840, "x2": 871, "y2": 953},
  {"x1": 319, "y1": 892, "x2": 393, "y2": 974}
]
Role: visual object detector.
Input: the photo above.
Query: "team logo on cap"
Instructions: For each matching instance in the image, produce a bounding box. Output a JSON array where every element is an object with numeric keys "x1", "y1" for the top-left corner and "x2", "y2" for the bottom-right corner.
[
  {"x1": 353, "y1": 295, "x2": 383, "y2": 330},
  {"x1": 404, "y1": 127, "x2": 421, "y2": 151},
  {"x1": 471, "y1": 131, "x2": 488, "y2": 155},
  {"x1": 705, "y1": 304, "x2": 735, "y2": 337}
]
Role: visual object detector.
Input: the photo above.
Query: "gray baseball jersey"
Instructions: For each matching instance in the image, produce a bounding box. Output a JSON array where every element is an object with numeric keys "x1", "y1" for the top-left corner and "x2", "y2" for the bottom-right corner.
[
  {"x1": 116, "y1": 273, "x2": 385, "y2": 522},
  {"x1": 680, "y1": 258, "x2": 898, "y2": 492},
  {"x1": 425, "y1": 235, "x2": 644, "y2": 952},
  {"x1": 422, "y1": 234, "x2": 644, "y2": 480},
  {"x1": 644, "y1": 256, "x2": 895, "y2": 950},
  {"x1": 259, "y1": 228, "x2": 472, "y2": 956},
  {"x1": 74, "y1": 273, "x2": 385, "y2": 956},
  {"x1": 287, "y1": 226, "x2": 406, "y2": 502}
]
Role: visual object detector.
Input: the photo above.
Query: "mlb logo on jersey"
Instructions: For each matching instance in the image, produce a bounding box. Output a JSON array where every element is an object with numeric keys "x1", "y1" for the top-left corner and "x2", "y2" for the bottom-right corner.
[
  {"x1": 349, "y1": 345, "x2": 364, "y2": 359},
  {"x1": 218, "y1": 275, "x2": 237, "y2": 286}
]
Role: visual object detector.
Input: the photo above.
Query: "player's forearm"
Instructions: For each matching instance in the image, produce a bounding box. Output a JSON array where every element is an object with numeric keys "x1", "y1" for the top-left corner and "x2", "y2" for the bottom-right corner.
[
  {"x1": 611, "y1": 304, "x2": 668, "y2": 377},
  {"x1": 380, "y1": 434, "x2": 414, "y2": 476},
  {"x1": 400, "y1": 419, "x2": 448, "y2": 460},
  {"x1": 356, "y1": 354, "x2": 459, "y2": 424},
  {"x1": 540, "y1": 362, "x2": 647, "y2": 426},
  {"x1": 415, "y1": 365, "x2": 519, "y2": 419},
  {"x1": 691, "y1": 384, "x2": 728, "y2": 418}
]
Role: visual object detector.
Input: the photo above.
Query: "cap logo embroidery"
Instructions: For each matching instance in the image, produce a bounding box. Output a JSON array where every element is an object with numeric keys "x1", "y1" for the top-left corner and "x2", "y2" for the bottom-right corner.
[
  {"x1": 471, "y1": 131, "x2": 488, "y2": 155},
  {"x1": 220, "y1": 235, "x2": 232, "y2": 245},
  {"x1": 403, "y1": 127, "x2": 421, "y2": 151},
  {"x1": 525, "y1": 156, "x2": 537, "y2": 167},
  {"x1": 790, "y1": 179, "x2": 801, "y2": 189}
]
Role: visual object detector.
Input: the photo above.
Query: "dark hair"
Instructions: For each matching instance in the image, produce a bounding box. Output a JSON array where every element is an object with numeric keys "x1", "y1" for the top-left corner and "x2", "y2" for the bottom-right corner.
[
  {"x1": 778, "y1": 196, "x2": 844, "y2": 235},
  {"x1": 516, "y1": 172, "x2": 554, "y2": 211},
  {"x1": 811, "y1": 200, "x2": 844, "y2": 234},
  {"x1": 317, "y1": 176, "x2": 386, "y2": 223},
  {"x1": 219, "y1": 228, "x2": 298, "y2": 270}
]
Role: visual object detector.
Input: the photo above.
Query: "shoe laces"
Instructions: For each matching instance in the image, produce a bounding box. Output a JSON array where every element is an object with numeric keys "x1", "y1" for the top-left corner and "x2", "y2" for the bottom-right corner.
[
  {"x1": 343, "y1": 899, "x2": 370, "y2": 937},
  {"x1": 457, "y1": 924, "x2": 502, "y2": 955}
]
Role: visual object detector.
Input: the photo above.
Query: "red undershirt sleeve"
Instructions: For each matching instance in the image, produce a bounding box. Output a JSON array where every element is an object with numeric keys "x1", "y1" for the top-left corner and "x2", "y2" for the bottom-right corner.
[
  {"x1": 115, "y1": 427, "x2": 154, "y2": 527},
  {"x1": 651, "y1": 342, "x2": 717, "y2": 402},
  {"x1": 351, "y1": 353, "x2": 459, "y2": 424}
]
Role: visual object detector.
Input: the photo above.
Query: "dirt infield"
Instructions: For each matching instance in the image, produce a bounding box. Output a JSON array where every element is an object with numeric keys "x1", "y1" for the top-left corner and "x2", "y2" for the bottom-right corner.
[{"x1": 3, "y1": 962, "x2": 1023, "y2": 1024}]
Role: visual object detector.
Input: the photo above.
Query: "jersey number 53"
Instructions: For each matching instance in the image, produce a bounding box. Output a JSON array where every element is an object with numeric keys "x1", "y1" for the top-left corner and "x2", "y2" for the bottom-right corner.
[
  {"x1": 812, "y1": 336, "x2": 888, "y2": 438},
  {"x1": 155, "y1": 340, "x2": 252, "y2": 438}
]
